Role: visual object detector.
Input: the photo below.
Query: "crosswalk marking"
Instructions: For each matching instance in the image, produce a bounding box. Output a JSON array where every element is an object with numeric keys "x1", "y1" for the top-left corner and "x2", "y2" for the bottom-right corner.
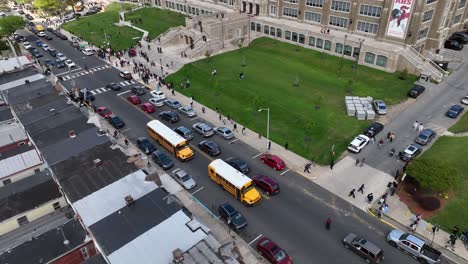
[
  {"x1": 88, "y1": 79, "x2": 138, "y2": 96},
  {"x1": 60, "y1": 65, "x2": 110, "y2": 81}
]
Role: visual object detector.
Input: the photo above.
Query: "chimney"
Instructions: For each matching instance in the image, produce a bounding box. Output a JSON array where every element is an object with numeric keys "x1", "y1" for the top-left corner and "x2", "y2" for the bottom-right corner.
[
  {"x1": 68, "y1": 130, "x2": 76, "y2": 138},
  {"x1": 172, "y1": 248, "x2": 184, "y2": 263},
  {"x1": 125, "y1": 195, "x2": 135, "y2": 207},
  {"x1": 93, "y1": 159, "x2": 102, "y2": 167}
]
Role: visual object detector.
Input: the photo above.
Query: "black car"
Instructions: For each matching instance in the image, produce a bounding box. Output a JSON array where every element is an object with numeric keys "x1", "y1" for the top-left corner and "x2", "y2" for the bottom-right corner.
[
  {"x1": 44, "y1": 35, "x2": 53, "y2": 40},
  {"x1": 198, "y1": 140, "x2": 221, "y2": 156},
  {"x1": 28, "y1": 21, "x2": 35, "y2": 27},
  {"x1": 25, "y1": 14, "x2": 33, "y2": 20},
  {"x1": 58, "y1": 34, "x2": 68, "y2": 40},
  {"x1": 225, "y1": 157, "x2": 250, "y2": 174},
  {"x1": 445, "y1": 104, "x2": 464, "y2": 118},
  {"x1": 449, "y1": 32, "x2": 468, "y2": 44},
  {"x1": 174, "y1": 126, "x2": 194, "y2": 140},
  {"x1": 30, "y1": 49, "x2": 43, "y2": 58},
  {"x1": 78, "y1": 91, "x2": 95, "y2": 102},
  {"x1": 218, "y1": 203, "x2": 247, "y2": 231},
  {"x1": 108, "y1": 115, "x2": 125, "y2": 129},
  {"x1": 408, "y1": 84, "x2": 425, "y2": 98},
  {"x1": 414, "y1": 129, "x2": 436, "y2": 145},
  {"x1": 151, "y1": 150, "x2": 174, "y2": 170},
  {"x1": 136, "y1": 137, "x2": 156, "y2": 154},
  {"x1": 444, "y1": 39, "x2": 463, "y2": 51},
  {"x1": 159, "y1": 111, "x2": 179, "y2": 123},
  {"x1": 49, "y1": 49, "x2": 57, "y2": 57},
  {"x1": 131, "y1": 86, "x2": 146, "y2": 95},
  {"x1": 105, "y1": 82, "x2": 122, "y2": 91},
  {"x1": 364, "y1": 122, "x2": 384, "y2": 137}
]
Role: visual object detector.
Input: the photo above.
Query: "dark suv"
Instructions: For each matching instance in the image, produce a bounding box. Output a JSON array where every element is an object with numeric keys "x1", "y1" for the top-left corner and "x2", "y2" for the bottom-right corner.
[
  {"x1": 343, "y1": 233, "x2": 384, "y2": 264},
  {"x1": 131, "y1": 86, "x2": 146, "y2": 95},
  {"x1": 108, "y1": 115, "x2": 125, "y2": 129},
  {"x1": 225, "y1": 157, "x2": 249, "y2": 174},
  {"x1": 151, "y1": 150, "x2": 173, "y2": 170},
  {"x1": 218, "y1": 202, "x2": 247, "y2": 231},
  {"x1": 408, "y1": 84, "x2": 425, "y2": 98},
  {"x1": 136, "y1": 137, "x2": 156, "y2": 154},
  {"x1": 159, "y1": 111, "x2": 179, "y2": 123},
  {"x1": 106, "y1": 83, "x2": 122, "y2": 91}
]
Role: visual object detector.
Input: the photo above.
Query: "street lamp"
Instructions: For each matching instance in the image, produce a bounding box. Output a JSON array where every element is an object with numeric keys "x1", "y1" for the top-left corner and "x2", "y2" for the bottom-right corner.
[
  {"x1": 258, "y1": 108, "x2": 270, "y2": 150},
  {"x1": 338, "y1": 34, "x2": 348, "y2": 78}
]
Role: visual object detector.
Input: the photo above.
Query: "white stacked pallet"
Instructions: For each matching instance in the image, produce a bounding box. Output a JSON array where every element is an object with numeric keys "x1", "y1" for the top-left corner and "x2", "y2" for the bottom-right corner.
[
  {"x1": 356, "y1": 110, "x2": 366, "y2": 120},
  {"x1": 346, "y1": 103, "x2": 356, "y2": 116},
  {"x1": 366, "y1": 110, "x2": 375, "y2": 120}
]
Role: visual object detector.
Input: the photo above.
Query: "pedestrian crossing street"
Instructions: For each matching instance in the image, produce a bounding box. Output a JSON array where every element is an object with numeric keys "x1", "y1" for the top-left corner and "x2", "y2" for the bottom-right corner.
[
  {"x1": 89, "y1": 79, "x2": 137, "y2": 95},
  {"x1": 425, "y1": 123, "x2": 447, "y2": 134},
  {"x1": 61, "y1": 65, "x2": 110, "y2": 81}
]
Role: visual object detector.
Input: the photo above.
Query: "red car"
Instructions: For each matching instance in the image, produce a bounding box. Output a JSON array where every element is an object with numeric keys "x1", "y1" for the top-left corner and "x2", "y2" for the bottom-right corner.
[
  {"x1": 140, "y1": 103, "x2": 156, "y2": 113},
  {"x1": 252, "y1": 174, "x2": 280, "y2": 195},
  {"x1": 257, "y1": 237, "x2": 292, "y2": 264},
  {"x1": 260, "y1": 154, "x2": 286, "y2": 171},
  {"x1": 96, "y1": 107, "x2": 112, "y2": 118},
  {"x1": 127, "y1": 95, "x2": 141, "y2": 105}
]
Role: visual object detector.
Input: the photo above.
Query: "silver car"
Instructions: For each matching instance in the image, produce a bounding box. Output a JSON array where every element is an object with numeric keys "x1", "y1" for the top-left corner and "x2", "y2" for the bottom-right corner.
[
  {"x1": 214, "y1": 127, "x2": 235, "y2": 139},
  {"x1": 149, "y1": 98, "x2": 165, "y2": 107},
  {"x1": 178, "y1": 106, "x2": 197, "y2": 117},
  {"x1": 170, "y1": 168, "x2": 197, "y2": 190},
  {"x1": 193, "y1": 122, "x2": 214, "y2": 137},
  {"x1": 373, "y1": 100, "x2": 387, "y2": 115}
]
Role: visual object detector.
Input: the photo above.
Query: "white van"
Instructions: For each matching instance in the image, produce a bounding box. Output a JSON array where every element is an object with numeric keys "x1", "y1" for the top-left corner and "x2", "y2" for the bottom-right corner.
[{"x1": 82, "y1": 48, "x2": 94, "y2": 56}]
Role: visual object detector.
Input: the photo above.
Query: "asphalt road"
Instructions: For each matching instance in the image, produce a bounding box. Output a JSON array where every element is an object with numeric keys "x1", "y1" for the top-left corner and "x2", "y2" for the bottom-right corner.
[{"x1": 16, "y1": 29, "x2": 456, "y2": 264}]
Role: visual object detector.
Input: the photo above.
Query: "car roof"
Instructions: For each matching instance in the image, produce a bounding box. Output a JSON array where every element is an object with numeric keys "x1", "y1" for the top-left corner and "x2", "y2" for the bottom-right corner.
[
  {"x1": 412, "y1": 85, "x2": 425, "y2": 91},
  {"x1": 369, "y1": 122, "x2": 383, "y2": 129},
  {"x1": 256, "y1": 175, "x2": 276, "y2": 185},
  {"x1": 264, "y1": 154, "x2": 282, "y2": 162},
  {"x1": 352, "y1": 135, "x2": 369, "y2": 143},
  {"x1": 450, "y1": 105, "x2": 463, "y2": 110},
  {"x1": 420, "y1": 129, "x2": 435, "y2": 135},
  {"x1": 220, "y1": 202, "x2": 236, "y2": 213},
  {"x1": 142, "y1": 102, "x2": 152, "y2": 106},
  {"x1": 176, "y1": 126, "x2": 190, "y2": 132}
]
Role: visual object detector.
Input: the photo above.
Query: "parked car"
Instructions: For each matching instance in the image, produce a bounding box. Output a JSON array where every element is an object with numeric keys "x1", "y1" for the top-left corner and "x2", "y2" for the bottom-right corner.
[
  {"x1": 37, "y1": 31, "x2": 45, "y2": 37},
  {"x1": 178, "y1": 106, "x2": 197, "y2": 117},
  {"x1": 445, "y1": 104, "x2": 464, "y2": 118},
  {"x1": 193, "y1": 123, "x2": 214, "y2": 137},
  {"x1": 96, "y1": 107, "x2": 112, "y2": 118},
  {"x1": 174, "y1": 126, "x2": 194, "y2": 140},
  {"x1": 164, "y1": 99, "x2": 182, "y2": 109},
  {"x1": 449, "y1": 32, "x2": 468, "y2": 44},
  {"x1": 444, "y1": 39, "x2": 463, "y2": 51},
  {"x1": 159, "y1": 111, "x2": 179, "y2": 123},
  {"x1": 225, "y1": 157, "x2": 249, "y2": 174},
  {"x1": 170, "y1": 168, "x2": 197, "y2": 190},
  {"x1": 55, "y1": 59, "x2": 65, "y2": 68},
  {"x1": 387, "y1": 229, "x2": 441, "y2": 264},
  {"x1": 218, "y1": 202, "x2": 247, "y2": 231},
  {"x1": 56, "y1": 53, "x2": 66, "y2": 61},
  {"x1": 150, "y1": 90, "x2": 166, "y2": 100},
  {"x1": 136, "y1": 137, "x2": 156, "y2": 154},
  {"x1": 149, "y1": 98, "x2": 165, "y2": 107},
  {"x1": 151, "y1": 150, "x2": 174, "y2": 170},
  {"x1": 108, "y1": 115, "x2": 125, "y2": 129},
  {"x1": 48, "y1": 48, "x2": 57, "y2": 57},
  {"x1": 30, "y1": 49, "x2": 42, "y2": 58},
  {"x1": 58, "y1": 33, "x2": 68, "y2": 40},
  {"x1": 461, "y1": 94, "x2": 468, "y2": 105},
  {"x1": 373, "y1": 100, "x2": 387, "y2": 115},
  {"x1": 399, "y1": 143, "x2": 423, "y2": 162},
  {"x1": 82, "y1": 48, "x2": 94, "y2": 56},
  {"x1": 414, "y1": 129, "x2": 436, "y2": 145},
  {"x1": 119, "y1": 70, "x2": 133, "y2": 80},
  {"x1": 252, "y1": 174, "x2": 280, "y2": 195},
  {"x1": 44, "y1": 35, "x2": 52, "y2": 40},
  {"x1": 408, "y1": 84, "x2": 426, "y2": 98},
  {"x1": 343, "y1": 233, "x2": 384, "y2": 264},
  {"x1": 198, "y1": 140, "x2": 221, "y2": 156},
  {"x1": 214, "y1": 126, "x2": 235, "y2": 139},
  {"x1": 347, "y1": 135, "x2": 370, "y2": 153},
  {"x1": 35, "y1": 40, "x2": 44, "y2": 47},
  {"x1": 364, "y1": 122, "x2": 384, "y2": 137},
  {"x1": 41, "y1": 44, "x2": 49, "y2": 51},
  {"x1": 131, "y1": 86, "x2": 146, "y2": 95},
  {"x1": 127, "y1": 95, "x2": 141, "y2": 105},
  {"x1": 105, "y1": 82, "x2": 121, "y2": 91},
  {"x1": 22, "y1": 41, "x2": 31, "y2": 49},
  {"x1": 260, "y1": 154, "x2": 286, "y2": 171},
  {"x1": 44, "y1": 59, "x2": 54, "y2": 67},
  {"x1": 256, "y1": 237, "x2": 292, "y2": 264},
  {"x1": 64, "y1": 59, "x2": 75, "y2": 68},
  {"x1": 140, "y1": 103, "x2": 156, "y2": 113}
]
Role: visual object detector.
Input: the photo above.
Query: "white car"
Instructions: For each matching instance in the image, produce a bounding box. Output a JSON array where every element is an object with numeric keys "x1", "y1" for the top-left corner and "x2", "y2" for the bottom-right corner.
[
  {"x1": 37, "y1": 31, "x2": 45, "y2": 37},
  {"x1": 64, "y1": 59, "x2": 75, "y2": 68},
  {"x1": 178, "y1": 106, "x2": 196, "y2": 117},
  {"x1": 347, "y1": 134, "x2": 370, "y2": 153},
  {"x1": 82, "y1": 48, "x2": 94, "y2": 56},
  {"x1": 41, "y1": 44, "x2": 49, "y2": 51},
  {"x1": 56, "y1": 53, "x2": 67, "y2": 61},
  {"x1": 461, "y1": 95, "x2": 468, "y2": 105},
  {"x1": 149, "y1": 98, "x2": 165, "y2": 107},
  {"x1": 150, "y1": 90, "x2": 166, "y2": 100},
  {"x1": 170, "y1": 168, "x2": 197, "y2": 190},
  {"x1": 22, "y1": 41, "x2": 31, "y2": 49}
]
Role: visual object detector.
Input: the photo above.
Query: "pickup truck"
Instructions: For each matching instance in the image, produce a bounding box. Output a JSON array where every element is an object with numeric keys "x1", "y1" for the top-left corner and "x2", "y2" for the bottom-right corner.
[{"x1": 387, "y1": 229, "x2": 441, "y2": 264}]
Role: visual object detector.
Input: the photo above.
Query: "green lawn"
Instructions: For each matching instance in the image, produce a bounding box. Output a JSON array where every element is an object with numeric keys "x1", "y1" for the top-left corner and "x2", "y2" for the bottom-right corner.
[
  {"x1": 62, "y1": 2, "x2": 142, "y2": 51},
  {"x1": 448, "y1": 112, "x2": 468, "y2": 133},
  {"x1": 125, "y1": 8, "x2": 186, "y2": 39},
  {"x1": 415, "y1": 136, "x2": 468, "y2": 232},
  {"x1": 166, "y1": 38, "x2": 417, "y2": 164}
]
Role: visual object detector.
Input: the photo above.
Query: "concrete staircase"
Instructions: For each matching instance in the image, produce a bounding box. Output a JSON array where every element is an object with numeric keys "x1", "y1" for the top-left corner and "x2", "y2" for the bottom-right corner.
[{"x1": 400, "y1": 46, "x2": 447, "y2": 82}]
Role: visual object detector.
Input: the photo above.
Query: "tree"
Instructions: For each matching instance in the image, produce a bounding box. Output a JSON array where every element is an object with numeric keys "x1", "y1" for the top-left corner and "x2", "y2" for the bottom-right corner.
[
  {"x1": 0, "y1": 16, "x2": 26, "y2": 68},
  {"x1": 33, "y1": 0, "x2": 61, "y2": 13},
  {"x1": 407, "y1": 158, "x2": 462, "y2": 192}
]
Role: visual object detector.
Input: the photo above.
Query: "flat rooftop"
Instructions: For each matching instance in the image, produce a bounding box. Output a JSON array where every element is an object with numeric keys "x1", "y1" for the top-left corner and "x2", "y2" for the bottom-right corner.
[
  {"x1": 0, "y1": 122, "x2": 28, "y2": 149},
  {"x1": 0, "y1": 105, "x2": 13, "y2": 123},
  {"x1": 0, "y1": 144, "x2": 42, "y2": 180}
]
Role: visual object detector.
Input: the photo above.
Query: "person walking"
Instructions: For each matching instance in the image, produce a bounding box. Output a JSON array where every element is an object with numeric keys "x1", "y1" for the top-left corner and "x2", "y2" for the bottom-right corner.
[
  {"x1": 325, "y1": 217, "x2": 332, "y2": 230},
  {"x1": 330, "y1": 159, "x2": 335, "y2": 170},
  {"x1": 268, "y1": 140, "x2": 272, "y2": 150},
  {"x1": 202, "y1": 106, "x2": 205, "y2": 114},
  {"x1": 233, "y1": 123, "x2": 238, "y2": 132},
  {"x1": 418, "y1": 123, "x2": 424, "y2": 132},
  {"x1": 389, "y1": 133, "x2": 395, "y2": 142},
  {"x1": 355, "y1": 158, "x2": 360, "y2": 167},
  {"x1": 242, "y1": 127, "x2": 246, "y2": 135},
  {"x1": 378, "y1": 138, "x2": 384, "y2": 149},
  {"x1": 124, "y1": 138, "x2": 129, "y2": 147},
  {"x1": 358, "y1": 184, "x2": 365, "y2": 194},
  {"x1": 285, "y1": 142, "x2": 288, "y2": 150},
  {"x1": 171, "y1": 89, "x2": 175, "y2": 96},
  {"x1": 387, "y1": 132, "x2": 391, "y2": 140},
  {"x1": 348, "y1": 189, "x2": 356, "y2": 198},
  {"x1": 413, "y1": 120, "x2": 419, "y2": 131},
  {"x1": 446, "y1": 234, "x2": 457, "y2": 251},
  {"x1": 377, "y1": 209, "x2": 382, "y2": 219},
  {"x1": 452, "y1": 225, "x2": 460, "y2": 236},
  {"x1": 367, "y1": 193, "x2": 374, "y2": 203},
  {"x1": 304, "y1": 163, "x2": 311, "y2": 173}
]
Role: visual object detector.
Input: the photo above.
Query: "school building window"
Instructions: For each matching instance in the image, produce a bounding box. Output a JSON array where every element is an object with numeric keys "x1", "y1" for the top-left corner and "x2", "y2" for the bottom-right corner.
[
  {"x1": 453, "y1": 14, "x2": 462, "y2": 24},
  {"x1": 417, "y1": 27, "x2": 429, "y2": 40},
  {"x1": 299, "y1": 34, "x2": 305, "y2": 44},
  {"x1": 304, "y1": 11, "x2": 322, "y2": 23},
  {"x1": 308, "y1": 36, "x2": 316, "y2": 46},
  {"x1": 277, "y1": 28, "x2": 282, "y2": 38},
  {"x1": 256, "y1": 23, "x2": 261, "y2": 32},
  {"x1": 458, "y1": 0, "x2": 466, "y2": 8},
  {"x1": 316, "y1": 38, "x2": 323, "y2": 48},
  {"x1": 324, "y1": 40, "x2": 331, "y2": 50},
  {"x1": 329, "y1": 16, "x2": 349, "y2": 28},
  {"x1": 344, "y1": 45, "x2": 352, "y2": 56},
  {"x1": 376, "y1": 55, "x2": 388, "y2": 67},
  {"x1": 335, "y1": 43, "x2": 343, "y2": 54},
  {"x1": 359, "y1": 5, "x2": 382, "y2": 17},
  {"x1": 306, "y1": 0, "x2": 323, "y2": 8},
  {"x1": 270, "y1": 27, "x2": 276, "y2": 36},
  {"x1": 264, "y1": 25, "x2": 270, "y2": 34},
  {"x1": 270, "y1": 5, "x2": 277, "y2": 15},
  {"x1": 283, "y1": 7, "x2": 299, "y2": 18},
  {"x1": 292, "y1": 32, "x2": 298, "y2": 42},
  {"x1": 356, "y1": 21, "x2": 379, "y2": 34},
  {"x1": 353, "y1": 47, "x2": 360, "y2": 58},
  {"x1": 331, "y1": 0, "x2": 351, "y2": 12},
  {"x1": 284, "y1": 0, "x2": 298, "y2": 3},
  {"x1": 251, "y1": 22, "x2": 255, "y2": 30},
  {"x1": 285, "y1": 30, "x2": 291, "y2": 40},
  {"x1": 365, "y1": 52, "x2": 375, "y2": 64},
  {"x1": 426, "y1": 0, "x2": 437, "y2": 4},
  {"x1": 422, "y1": 10, "x2": 434, "y2": 22}
]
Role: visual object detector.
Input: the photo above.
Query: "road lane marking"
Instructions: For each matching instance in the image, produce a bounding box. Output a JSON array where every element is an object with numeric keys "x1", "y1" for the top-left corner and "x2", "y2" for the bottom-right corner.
[
  {"x1": 120, "y1": 128, "x2": 131, "y2": 133},
  {"x1": 261, "y1": 193, "x2": 270, "y2": 200},
  {"x1": 248, "y1": 234, "x2": 263, "y2": 245},
  {"x1": 252, "y1": 152, "x2": 263, "y2": 159},
  {"x1": 280, "y1": 168, "x2": 290, "y2": 175},
  {"x1": 191, "y1": 186, "x2": 204, "y2": 195},
  {"x1": 190, "y1": 116, "x2": 199, "y2": 121},
  {"x1": 117, "y1": 90, "x2": 131, "y2": 96},
  {"x1": 228, "y1": 139, "x2": 238, "y2": 144}
]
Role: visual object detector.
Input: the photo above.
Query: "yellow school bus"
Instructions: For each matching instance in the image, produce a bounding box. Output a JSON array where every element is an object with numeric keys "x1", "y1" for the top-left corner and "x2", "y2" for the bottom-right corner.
[
  {"x1": 208, "y1": 159, "x2": 262, "y2": 206},
  {"x1": 146, "y1": 120, "x2": 193, "y2": 161}
]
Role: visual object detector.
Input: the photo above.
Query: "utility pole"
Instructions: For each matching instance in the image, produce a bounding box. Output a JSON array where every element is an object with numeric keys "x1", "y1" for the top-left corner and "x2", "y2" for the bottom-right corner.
[{"x1": 338, "y1": 34, "x2": 348, "y2": 78}]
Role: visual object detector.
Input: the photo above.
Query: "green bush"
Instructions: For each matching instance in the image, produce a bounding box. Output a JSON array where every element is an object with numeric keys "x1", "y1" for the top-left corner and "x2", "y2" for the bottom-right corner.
[
  {"x1": 407, "y1": 158, "x2": 461, "y2": 192},
  {"x1": 398, "y1": 69, "x2": 409, "y2": 80}
]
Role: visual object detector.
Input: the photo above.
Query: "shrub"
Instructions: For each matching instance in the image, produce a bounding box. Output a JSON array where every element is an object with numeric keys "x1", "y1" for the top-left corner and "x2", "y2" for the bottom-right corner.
[
  {"x1": 407, "y1": 158, "x2": 461, "y2": 192},
  {"x1": 417, "y1": 196, "x2": 441, "y2": 211},
  {"x1": 398, "y1": 69, "x2": 409, "y2": 80}
]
